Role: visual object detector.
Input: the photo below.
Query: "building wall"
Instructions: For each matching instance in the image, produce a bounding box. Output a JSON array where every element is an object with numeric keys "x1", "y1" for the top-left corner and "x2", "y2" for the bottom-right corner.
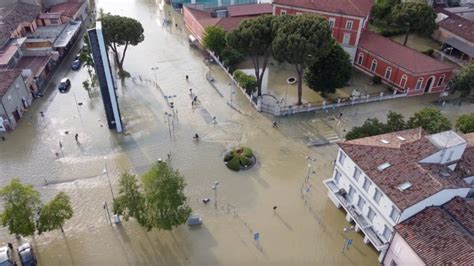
[
  {"x1": 0, "y1": 74, "x2": 32, "y2": 131},
  {"x1": 354, "y1": 48, "x2": 453, "y2": 95},
  {"x1": 183, "y1": 7, "x2": 206, "y2": 42},
  {"x1": 433, "y1": 27, "x2": 474, "y2": 59},
  {"x1": 273, "y1": 4, "x2": 365, "y2": 51},
  {"x1": 12, "y1": 20, "x2": 38, "y2": 39},
  {"x1": 383, "y1": 233, "x2": 425, "y2": 266},
  {"x1": 334, "y1": 149, "x2": 400, "y2": 243},
  {"x1": 399, "y1": 187, "x2": 471, "y2": 222}
]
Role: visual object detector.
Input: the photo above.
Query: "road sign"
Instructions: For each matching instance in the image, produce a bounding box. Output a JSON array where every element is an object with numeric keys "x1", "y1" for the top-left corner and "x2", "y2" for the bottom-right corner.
[
  {"x1": 347, "y1": 239, "x2": 353, "y2": 246},
  {"x1": 254, "y1": 232, "x2": 259, "y2": 241}
]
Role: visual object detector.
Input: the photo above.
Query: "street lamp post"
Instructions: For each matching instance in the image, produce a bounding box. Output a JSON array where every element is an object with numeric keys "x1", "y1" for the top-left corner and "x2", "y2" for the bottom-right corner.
[
  {"x1": 342, "y1": 225, "x2": 355, "y2": 254},
  {"x1": 164, "y1": 112, "x2": 172, "y2": 138},
  {"x1": 212, "y1": 181, "x2": 219, "y2": 210},
  {"x1": 151, "y1": 67, "x2": 159, "y2": 87},
  {"x1": 103, "y1": 156, "x2": 115, "y2": 200}
]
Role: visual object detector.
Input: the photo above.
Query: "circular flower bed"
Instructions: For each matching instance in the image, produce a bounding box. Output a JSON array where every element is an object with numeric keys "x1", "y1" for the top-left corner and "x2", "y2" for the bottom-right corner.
[{"x1": 223, "y1": 147, "x2": 256, "y2": 171}]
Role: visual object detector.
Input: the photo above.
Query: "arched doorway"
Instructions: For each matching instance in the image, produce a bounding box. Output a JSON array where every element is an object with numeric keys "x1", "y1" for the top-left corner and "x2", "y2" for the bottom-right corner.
[{"x1": 424, "y1": 76, "x2": 434, "y2": 93}]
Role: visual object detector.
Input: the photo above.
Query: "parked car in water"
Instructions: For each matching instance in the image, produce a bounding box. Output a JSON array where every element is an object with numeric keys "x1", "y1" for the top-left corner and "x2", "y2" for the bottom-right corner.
[
  {"x1": 71, "y1": 59, "x2": 81, "y2": 70},
  {"x1": 58, "y1": 78, "x2": 71, "y2": 93},
  {"x1": 187, "y1": 214, "x2": 202, "y2": 226},
  {"x1": 0, "y1": 246, "x2": 13, "y2": 266},
  {"x1": 17, "y1": 243, "x2": 37, "y2": 266}
]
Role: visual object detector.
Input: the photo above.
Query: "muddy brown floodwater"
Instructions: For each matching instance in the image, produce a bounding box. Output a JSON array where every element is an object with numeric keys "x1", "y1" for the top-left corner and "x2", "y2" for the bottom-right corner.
[{"x1": 0, "y1": 0, "x2": 379, "y2": 265}]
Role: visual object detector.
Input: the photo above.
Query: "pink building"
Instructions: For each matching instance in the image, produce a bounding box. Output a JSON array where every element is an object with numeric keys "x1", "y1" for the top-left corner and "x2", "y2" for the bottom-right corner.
[
  {"x1": 272, "y1": 0, "x2": 456, "y2": 96},
  {"x1": 384, "y1": 196, "x2": 474, "y2": 265},
  {"x1": 272, "y1": 0, "x2": 373, "y2": 62},
  {"x1": 355, "y1": 31, "x2": 455, "y2": 95},
  {"x1": 184, "y1": 3, "x2": 272, "y2": 43}
]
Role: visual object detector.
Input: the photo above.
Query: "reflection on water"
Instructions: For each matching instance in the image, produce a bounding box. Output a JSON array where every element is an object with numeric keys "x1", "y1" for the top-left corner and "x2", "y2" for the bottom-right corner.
[{"x1": 0, "y1": 0, "x2": 378, "y2": 265}]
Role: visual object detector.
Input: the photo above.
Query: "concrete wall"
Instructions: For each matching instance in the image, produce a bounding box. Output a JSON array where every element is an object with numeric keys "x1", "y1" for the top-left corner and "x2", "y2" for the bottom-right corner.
[
  {"x1": 383, "y1": 232, "x2": 425, "y2": 266},
  {"x1": 400, "y1": 187, "x2": 471, "y2": 222},
  {"x1": 0, "y1": 74, "x2": 32, "y2": 131}
]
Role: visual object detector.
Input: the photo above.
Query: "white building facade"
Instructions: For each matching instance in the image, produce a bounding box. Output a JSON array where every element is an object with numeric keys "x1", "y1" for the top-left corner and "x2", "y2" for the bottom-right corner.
[{"x1": 323, "y1": 129, "x2": 473, "y2": 261}]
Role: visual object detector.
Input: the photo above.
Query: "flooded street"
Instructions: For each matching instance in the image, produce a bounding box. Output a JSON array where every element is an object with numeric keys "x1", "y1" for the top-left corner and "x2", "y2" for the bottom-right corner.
[{"x1": 0, "y1": 0, "x2": 379, "y2": 265}]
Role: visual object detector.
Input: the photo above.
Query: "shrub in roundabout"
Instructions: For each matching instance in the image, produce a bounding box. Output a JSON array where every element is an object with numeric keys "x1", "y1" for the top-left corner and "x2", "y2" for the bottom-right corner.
[{"x1": 223, "y1": 147, "x2": 256, "y2": 171}]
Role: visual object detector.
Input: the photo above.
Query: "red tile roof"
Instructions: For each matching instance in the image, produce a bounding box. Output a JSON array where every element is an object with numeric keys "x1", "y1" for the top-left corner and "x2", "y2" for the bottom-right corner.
[
  {"x1": 48, "y1": 1, "x2": 84, "y2": 18},
  {"x1": 359, "y1": 30, "x2": 454, "y2": 74},
  {"x1": 227, "y1": 3, "x2": 272, "y2": 17},
  {"x1": 338, "y1": 128, "x2": 472, "y2": 210},
  {"x1": 395, "y1": 197, "x2": 474, "y2": 265},
  {"x1": 185, "y1": 5, "x2": 260, "y2": 32},
  {"x1": 272, "y1": 0, "x2": 373, "y2": 18},
  {"x1": 0, "y1": 69, "x2": 22, "y2": 97},
  {"x1": 438, "y1": 12, "x2": 474, "y2": 43},
  {"x1": 15, "y1": 56, "x2": 50, "y2": 77}
]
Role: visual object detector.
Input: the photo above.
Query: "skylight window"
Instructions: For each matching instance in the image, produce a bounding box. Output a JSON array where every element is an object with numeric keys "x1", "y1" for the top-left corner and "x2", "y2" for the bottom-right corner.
[
  {"x1": 397, "y1": 136, "x2": 406, "y2": 141},
  {"x1": 397, "y1": 181, "x2": 412, "y2": 192},
  {"x1": 380, "y1": 139, "x2": 390, "y2": 144},
  {"x1": 377, "y1": 162, "x2": 391, "y2": 171}
]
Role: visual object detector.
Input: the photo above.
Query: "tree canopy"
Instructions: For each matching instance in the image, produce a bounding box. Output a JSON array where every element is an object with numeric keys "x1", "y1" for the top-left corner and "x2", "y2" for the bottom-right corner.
[
  {"x1": 202, "y1": 25, "x2": 227, "y2": 56},
  {"x1": 272, "y1": 14, "x2": 333, "y2": 105},
  {"x1": 101, "y1": 14, "x2": 145, "y2": 76},
  {"x1": 345, "y1": 109, "x2": 452, "y2": 140},
  {"x1": 0, "y1": 178, "x2": 41, "y2": 237},
  {"x1": 449, "y1": 63, "x2": 474, "y2": 97},
  {"x1": 37, "y1": 192, "x2": 73, "y2": 234},
  {"x1": 407, "y1": 108, "x2": 451, "y2": 134},
  {"x1": 113, "y1": 172, "x2": 146, "y2": 226},
  {"x1": 390, "y1": 2, "x2": 437, "y2": 46},
  {"x1": 304, "y1": 42, "x2": 352, "y2": 96},
  {"x1": 456, "y1": 113, "x2": 474, "y2": 133},
  {"x1": 371, "y1": 0, "x2": 401, "y2": 24},
  {"x1": 227, "y1": 15, "x2": 275, "y2": 96},
  {"x1": 141, "y1": 162, "x2": 192, "y2": 231}
]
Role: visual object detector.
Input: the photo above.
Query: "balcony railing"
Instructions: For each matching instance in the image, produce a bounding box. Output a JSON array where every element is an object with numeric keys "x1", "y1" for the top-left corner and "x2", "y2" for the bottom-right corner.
[{"x1": 323, "y1": 179, "x2": 388, "y2": 251}]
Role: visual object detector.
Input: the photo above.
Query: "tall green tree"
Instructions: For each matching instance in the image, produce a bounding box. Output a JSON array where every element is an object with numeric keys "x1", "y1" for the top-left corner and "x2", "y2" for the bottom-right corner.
[
  {"x1": 273, "y1": 14, "x2": 333, "y2": 105},
  {"x1": 385, "y1": 111, "x2": 406, "y2": 132},
  {"x1": 0, "y1": 178, "x2": 41, "y2": 237},
  {"x1": 227, "y1": 15, "x2": 275, "y2": 96},
  {"x1": 407, "y1": 108, "x2": 451, "y2": 134},
  {"x1": 101, "y1": 14, "x2": 145, "y2": 76},
  {"x1": 113, "y1": 172, "x2": 146, "y2": 226},
  {"x1": 37, "y1": 192, "x2": 73, "y2": 234},
  {"x1": 141, "y1": 162, "x2": 192, "y2": 231},
  {"x1": 371, "y1": 0, "x2": 401, "y2": 24},
  {"x1": 449, "y1": 63, "x2": 474, "y2": 97},
  {"x1": 390, "y1": 2, "x2": 437, "y2": 46},
  {"x1": 345, "y1": 118, "x2": 386, "y2": 140},
  {"x1": 456, "y1": 113, "x2": 474, "y2": 133},
  {"x1": 304, "y1": 42, "x2": 352, "y2": 96},
  {"x1": 202, "y1": 25, "x2": 227, "y2": 56}
]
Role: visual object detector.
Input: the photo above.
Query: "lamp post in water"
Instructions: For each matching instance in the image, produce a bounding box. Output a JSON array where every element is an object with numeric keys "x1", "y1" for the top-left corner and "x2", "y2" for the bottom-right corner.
[{"x1": 212, "y1": 181, "x2": 219, "y2": 210}]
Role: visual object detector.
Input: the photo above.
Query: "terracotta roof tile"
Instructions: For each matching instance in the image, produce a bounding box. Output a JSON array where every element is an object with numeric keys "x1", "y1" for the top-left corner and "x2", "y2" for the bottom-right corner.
[
  {"x1": 338, "y1": 128, "x2": 471, "y2": 210},
  {"x1": 227, "y1": 3, "x2": 272, "y2": 17},
  {"x1": 395, "y1": 197, "x2": 474, "y2": 265},
  {"x1": 0, "y1": 2, "x2": 41, "y2": 45},
  {"x1": 359, "y1": 30, "x2": 454, "y2": 74},
  {"x1": 272, "y1": 0, "x2": 373, "y2": 18},
  {"x1": 438, "y1": 12, "x2": 474, "y2": 43},
  {"x1": 48, "y1": 1, "x2": 84, "y2": 18},
  {"x1": 0, "y1": 69, "x2": 22, "y2": 97}
]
